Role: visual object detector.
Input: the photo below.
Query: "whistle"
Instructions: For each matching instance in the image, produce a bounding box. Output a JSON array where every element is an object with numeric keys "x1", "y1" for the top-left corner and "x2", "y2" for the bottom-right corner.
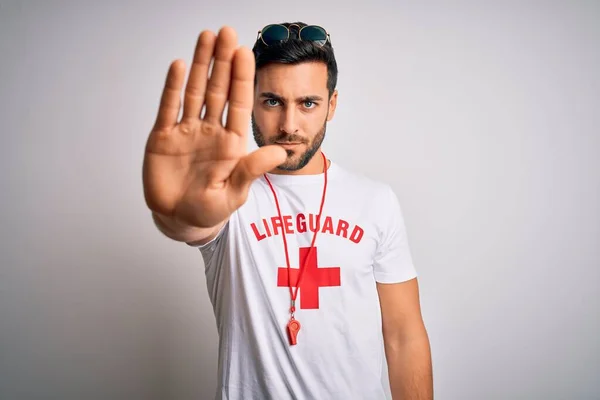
[{"x1": 287, "y1": 319, "x2": 301, "y2": 345}]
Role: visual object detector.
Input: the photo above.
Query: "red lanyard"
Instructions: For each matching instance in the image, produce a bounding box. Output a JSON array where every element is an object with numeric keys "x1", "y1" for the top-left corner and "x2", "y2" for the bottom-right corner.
[{"x1": 263, "y1": 152, "x2": 328, "y2": 345}]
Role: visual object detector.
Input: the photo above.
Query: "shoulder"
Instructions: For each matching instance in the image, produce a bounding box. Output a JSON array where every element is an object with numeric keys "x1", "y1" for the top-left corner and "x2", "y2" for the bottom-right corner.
[{"x1": 332, "y1": 162, "x2": 395, "y2": 202}]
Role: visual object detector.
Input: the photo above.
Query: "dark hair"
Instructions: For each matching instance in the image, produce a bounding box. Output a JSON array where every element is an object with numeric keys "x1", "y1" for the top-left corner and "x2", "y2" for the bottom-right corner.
[{"x1": 252, "y1": 21, "x2": 338, "y2": 97}]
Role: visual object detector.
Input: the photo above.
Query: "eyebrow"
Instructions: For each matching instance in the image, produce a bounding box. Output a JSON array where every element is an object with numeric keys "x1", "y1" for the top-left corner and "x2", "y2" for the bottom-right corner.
[{"x1": 259, "y1": 92, "x2": 324, "y2": 102}]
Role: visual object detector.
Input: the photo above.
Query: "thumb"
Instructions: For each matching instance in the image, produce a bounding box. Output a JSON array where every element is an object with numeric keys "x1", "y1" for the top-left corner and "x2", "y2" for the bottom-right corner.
[{"x1": 230, "y1": 145, "x2": 287, "y2": 193}]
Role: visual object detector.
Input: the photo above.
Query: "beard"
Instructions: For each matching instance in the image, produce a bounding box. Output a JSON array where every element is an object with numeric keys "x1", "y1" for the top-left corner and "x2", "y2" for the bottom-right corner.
[{"x1": 251, "y1": 114, "x2": 327, "y2": 171}]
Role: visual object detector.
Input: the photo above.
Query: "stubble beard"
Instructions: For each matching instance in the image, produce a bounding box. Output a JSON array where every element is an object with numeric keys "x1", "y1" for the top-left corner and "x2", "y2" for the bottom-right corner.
[{"x1": 251, "y1": 114, "x2": 327, "y2": 171}]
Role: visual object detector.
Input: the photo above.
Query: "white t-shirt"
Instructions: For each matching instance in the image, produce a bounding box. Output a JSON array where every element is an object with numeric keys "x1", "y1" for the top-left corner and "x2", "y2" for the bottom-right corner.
[{"x1": 191, "y1": 161, "x2": 417, "y2": 400}]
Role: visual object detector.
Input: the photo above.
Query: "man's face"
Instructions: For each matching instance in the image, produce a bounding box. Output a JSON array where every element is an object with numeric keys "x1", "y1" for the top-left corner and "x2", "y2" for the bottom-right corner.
[{"x1": 252, "y1": 62, "x2": 338, "y2": 171}]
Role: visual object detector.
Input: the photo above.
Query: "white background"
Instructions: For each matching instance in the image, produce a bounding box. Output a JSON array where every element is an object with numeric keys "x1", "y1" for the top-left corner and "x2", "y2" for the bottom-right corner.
[{"x1": 1, "y1": 0, "x2": 598, "y2": 399}]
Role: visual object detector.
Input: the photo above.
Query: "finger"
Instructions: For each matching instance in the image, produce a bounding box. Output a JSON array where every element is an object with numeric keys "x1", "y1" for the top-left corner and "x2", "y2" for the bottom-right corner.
[
  {"x1": 182, "y1": 30, "x2": 217, "y2": 119},
  {"x1": 154, "y1": 59, "x2": 186, "y2": 130},
  {"x1": 204, "y1": 26, "x2": 238, "y2": 124},
  {"x1": 229, "y1": 145, "x2": 288, "y2": 192},
  {"x1": 225, "y1": 46, "x2": 255, "y2": 136}
]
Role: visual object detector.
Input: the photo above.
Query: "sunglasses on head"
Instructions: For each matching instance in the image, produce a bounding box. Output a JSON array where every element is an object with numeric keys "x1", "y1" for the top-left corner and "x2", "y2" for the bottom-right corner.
[{"x1": 256, "y1": 23, "x2": 331, "y2": 47}]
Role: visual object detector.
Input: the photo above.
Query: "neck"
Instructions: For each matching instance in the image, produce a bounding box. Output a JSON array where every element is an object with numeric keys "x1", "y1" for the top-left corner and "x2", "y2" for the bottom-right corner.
[{"x1": 269, "y1": 150, "x2": 330, "y2": 175}]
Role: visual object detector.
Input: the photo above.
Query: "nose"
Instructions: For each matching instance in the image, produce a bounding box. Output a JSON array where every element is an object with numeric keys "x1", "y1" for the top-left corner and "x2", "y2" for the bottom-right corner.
[{"x1": 279, "y1": 106, "x2": 299, "y2": 135}]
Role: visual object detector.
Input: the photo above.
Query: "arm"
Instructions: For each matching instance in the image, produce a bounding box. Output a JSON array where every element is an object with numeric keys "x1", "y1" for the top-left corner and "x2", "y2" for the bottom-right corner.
[
  {"x1": 377, "y1": 277, "x2": 433, "y2": 400},
  {"x1": 152, "y1": 212, "x2": 226, "y2": 245},
  {"x1": 142, "y1": 27, "x2": 287, "y2": 251}
]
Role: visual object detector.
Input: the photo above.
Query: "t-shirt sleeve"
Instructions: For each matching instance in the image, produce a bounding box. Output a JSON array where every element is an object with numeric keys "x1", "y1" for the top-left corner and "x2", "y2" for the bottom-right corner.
[
  {"x1": 186, "y1": 220, "x2": 230, "y2": 270},
  {"x1": 372, "y1": 184, "x2": 418, "y2": 283}
]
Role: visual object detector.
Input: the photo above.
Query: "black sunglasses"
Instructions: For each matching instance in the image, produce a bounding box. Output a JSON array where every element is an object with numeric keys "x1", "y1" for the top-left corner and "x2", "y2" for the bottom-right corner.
[{"x1": 256, "y1": 24, "x2": 331, "y2": 47}]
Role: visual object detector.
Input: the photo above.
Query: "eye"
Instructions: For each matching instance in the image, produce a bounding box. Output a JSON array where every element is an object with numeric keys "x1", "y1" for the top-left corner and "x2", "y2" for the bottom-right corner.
[
  {"x1": 264, "y1": 99, "x2": 280, "y2": 107},
  {"x1": 303, "y1": 100, "x2": 316, "y2": 109}
]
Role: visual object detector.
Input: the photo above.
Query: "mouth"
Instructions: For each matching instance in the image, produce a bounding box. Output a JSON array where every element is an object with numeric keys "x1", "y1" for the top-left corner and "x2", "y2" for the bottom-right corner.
[{"x1": 276, "y1": 142, "x2": 303, "y2": 149}]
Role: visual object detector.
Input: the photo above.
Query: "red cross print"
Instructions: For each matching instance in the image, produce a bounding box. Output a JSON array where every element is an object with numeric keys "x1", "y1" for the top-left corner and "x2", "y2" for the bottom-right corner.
[{"x1": 277, "y1": 247, "x2": 341, "y2": 309}]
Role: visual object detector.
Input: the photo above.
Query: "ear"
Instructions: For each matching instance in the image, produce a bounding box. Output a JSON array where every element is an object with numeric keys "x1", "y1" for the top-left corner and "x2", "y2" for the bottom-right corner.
[{"x1": 326, "y1": 89, "x2": 338, "y2": 121}]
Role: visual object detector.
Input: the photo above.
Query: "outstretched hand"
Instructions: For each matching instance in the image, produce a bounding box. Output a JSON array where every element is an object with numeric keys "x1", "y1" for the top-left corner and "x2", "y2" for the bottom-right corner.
[{"x1": 142, "y1": 26, "x2": 287, "y2": 228}]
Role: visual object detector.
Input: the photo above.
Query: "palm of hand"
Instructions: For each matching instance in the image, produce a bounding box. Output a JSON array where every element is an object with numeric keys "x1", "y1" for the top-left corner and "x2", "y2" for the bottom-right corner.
[{"x1": 142, "y1": 27, "x2": 286, "y2": 228}]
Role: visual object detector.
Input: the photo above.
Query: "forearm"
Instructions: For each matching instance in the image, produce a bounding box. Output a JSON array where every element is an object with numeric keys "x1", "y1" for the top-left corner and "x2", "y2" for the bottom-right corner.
[
  {"x1": 152, "y1": 212, "x2": 224, "y2": 244},
  {"x1": 385, "y1": 334, "x2": 433, "y2": 400}
]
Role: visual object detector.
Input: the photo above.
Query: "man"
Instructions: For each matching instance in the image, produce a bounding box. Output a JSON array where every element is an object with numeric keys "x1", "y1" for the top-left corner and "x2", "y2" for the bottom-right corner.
[{"x1": 143, "y1": 21, "x2": 433, "y2": 400}]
